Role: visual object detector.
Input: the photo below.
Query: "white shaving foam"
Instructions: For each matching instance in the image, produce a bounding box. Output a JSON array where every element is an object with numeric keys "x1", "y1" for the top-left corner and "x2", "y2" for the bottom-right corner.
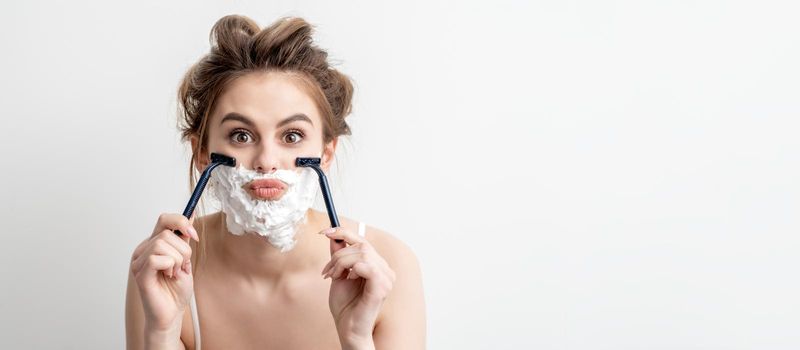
[{"x1": 209, "y1": 164, "x2": 318, "y2": 252}]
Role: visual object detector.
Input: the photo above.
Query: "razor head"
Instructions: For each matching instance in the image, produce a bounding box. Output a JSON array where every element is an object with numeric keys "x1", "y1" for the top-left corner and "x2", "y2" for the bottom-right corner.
[
  {"x1": 295, "y1": 157, "x2": 321, "y2": 167},
  {"x1": 210, "y1": 153, "x2": 236, "y2": 167}
]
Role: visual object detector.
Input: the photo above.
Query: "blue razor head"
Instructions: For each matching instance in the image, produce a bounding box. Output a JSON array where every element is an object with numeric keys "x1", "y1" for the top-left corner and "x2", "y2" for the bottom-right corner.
[
  {"x1": 296, "y1": 157, "x2": 321, "y2": 167},
  {"x1": 211, "y1": 153, "x2": 236, "y2": 167}
]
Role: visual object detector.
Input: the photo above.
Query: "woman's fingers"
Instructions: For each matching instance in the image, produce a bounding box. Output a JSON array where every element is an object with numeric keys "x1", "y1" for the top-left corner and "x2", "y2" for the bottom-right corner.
[
  {"x1": 133, "y1": 251, "x2": 178, "y2": 283},
  {"x1": 355, "y1": 262, "x2": 395, "y2": 300},
  {"x1": 325, "y1": 243, "x2": 390, "y2": 275},
  {"x1": 147, "y1": 230, "x2": 191, "y2": 278},
  {"x1": 324, "y1": 251, "x2": 378, "y2": 280},
  {"x1": 152, "y1": 213, "x2": 199, "y2": 242},
  {"x1": 143, "y1": 255, "x2": 176, "y2": 278},
  {"x1": 156, "y1": 230, "x2": 193, "y2": 275},
  {"x1": 132, "y1": 237, "x2": 185, "y2": 279},
  {"x1": 149, "y1": 240, "x2": 181, "y2": 278},
  {"x1": 318, "y1": 226, "x2": 396, "y2": 279},
  {"x1": 327, "y1": 260, "x2": 354, "y2": 280},
  {"x1": 131, "y1": 213, "x2": 196, "y2": 282},
  {"x1": 329, "y1": 256, "x2": 395, "y2": 302},
  {"x1": 319, "y1": 227, "x2": 365, "y2": 255},
  {"x1": 321, "y1": 245, "x2": 361, "y2": 276},
  {"x1": 321, "y1": 227, "x2": 365, "y2": 245}
]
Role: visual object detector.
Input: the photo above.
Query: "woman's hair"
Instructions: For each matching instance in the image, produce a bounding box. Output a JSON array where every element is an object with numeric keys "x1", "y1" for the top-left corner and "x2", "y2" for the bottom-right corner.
[{"x1": 175, "y1": 15, "x2": 354, "y2": 270}]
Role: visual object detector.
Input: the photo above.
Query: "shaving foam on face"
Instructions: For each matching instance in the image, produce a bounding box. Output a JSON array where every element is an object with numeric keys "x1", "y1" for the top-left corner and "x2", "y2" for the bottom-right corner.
[{"x1": 209, "y1": 164, "x2": 318, "y2": 252}]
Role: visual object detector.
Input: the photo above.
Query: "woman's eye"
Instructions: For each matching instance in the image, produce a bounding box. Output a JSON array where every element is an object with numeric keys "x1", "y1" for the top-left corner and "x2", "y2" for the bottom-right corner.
[
  {"x1": 230, "y1": 130, "x2": 253, "y2": 144},
  {"x1": 283, "y1": 130, "x2": 304, "y2": 144}
]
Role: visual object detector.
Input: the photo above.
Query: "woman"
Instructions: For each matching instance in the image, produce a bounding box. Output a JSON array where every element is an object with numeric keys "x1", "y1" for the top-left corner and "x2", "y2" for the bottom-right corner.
[{"x1": 125, "y1": 15, "x2": 426, "y2": 350}]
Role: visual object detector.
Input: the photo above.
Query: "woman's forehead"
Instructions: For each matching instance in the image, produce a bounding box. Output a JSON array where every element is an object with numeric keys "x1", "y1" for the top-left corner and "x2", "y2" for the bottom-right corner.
[{"x1": 210, "y1": 71, "x2": 323, "y2": 128}]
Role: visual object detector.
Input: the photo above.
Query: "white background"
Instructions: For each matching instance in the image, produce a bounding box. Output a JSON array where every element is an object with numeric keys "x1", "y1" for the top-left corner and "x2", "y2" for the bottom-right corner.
[{"x1": 1, "y1": 0, "x2": 798, "y2": 349}]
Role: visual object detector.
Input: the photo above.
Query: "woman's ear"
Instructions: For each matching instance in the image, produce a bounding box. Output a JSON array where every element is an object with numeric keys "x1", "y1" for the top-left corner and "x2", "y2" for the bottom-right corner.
[
  {"x1": 321, "y1": 137, "x2": 338, "y2": 172},
  {"x1": 190, "y1": 135, "x2": 210, "y2": 172}
]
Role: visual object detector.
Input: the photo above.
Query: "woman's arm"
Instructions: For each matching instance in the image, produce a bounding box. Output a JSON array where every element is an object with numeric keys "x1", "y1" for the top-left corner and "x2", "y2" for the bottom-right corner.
[
  {"x1": 126, "y1": 266, "x2": 187, "y2": 350},
  {"x1": 127, "y1": 213, "x2": 198, "y2": 350},
  {"x1": 322, "y1": 226, "x2": 427, "y2": 349},
  {"x1": 370, "y1": 232, "x2": 427, "y2": 350}
]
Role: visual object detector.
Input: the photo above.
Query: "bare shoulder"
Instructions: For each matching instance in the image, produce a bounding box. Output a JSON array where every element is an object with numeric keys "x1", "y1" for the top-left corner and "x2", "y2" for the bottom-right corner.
[
  {"x1": 364, "y1": 226, "x2": 420, "y2": 269},
  {"x1": 336, "y1": 214, "x2": 420, "y2": 269}
]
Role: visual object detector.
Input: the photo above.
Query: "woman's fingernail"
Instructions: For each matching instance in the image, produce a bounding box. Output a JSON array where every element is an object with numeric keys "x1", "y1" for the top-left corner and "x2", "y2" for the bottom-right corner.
[
  {"x1": 189, "y1": 227, "x2": 199, "y2": 240},
  {"x1": 322, "y1": 227, "x2": 336, "y2": 235}
]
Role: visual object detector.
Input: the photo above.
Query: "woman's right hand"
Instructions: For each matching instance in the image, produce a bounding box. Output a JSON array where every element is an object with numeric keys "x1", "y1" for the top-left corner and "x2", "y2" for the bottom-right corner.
[{"x1": 130, "y1": 213, "x2": 200, "y2": 333}]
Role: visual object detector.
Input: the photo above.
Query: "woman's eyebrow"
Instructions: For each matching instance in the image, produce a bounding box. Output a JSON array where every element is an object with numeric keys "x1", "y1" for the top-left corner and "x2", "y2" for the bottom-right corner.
[
  {"x1": 219, "y1": 112, "x2": 255, "y2": 127},
  {"x1": 219, "y1": 112, "x2": 313, "y2": 128},
  {"x1": 276, "y1": 113, "x2": 313, "y2": 128}
]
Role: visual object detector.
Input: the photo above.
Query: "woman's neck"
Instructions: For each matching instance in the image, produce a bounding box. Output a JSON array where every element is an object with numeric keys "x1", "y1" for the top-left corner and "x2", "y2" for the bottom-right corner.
[{"x1": 209, "y1": 208, "x2": 330, "y2": 283}]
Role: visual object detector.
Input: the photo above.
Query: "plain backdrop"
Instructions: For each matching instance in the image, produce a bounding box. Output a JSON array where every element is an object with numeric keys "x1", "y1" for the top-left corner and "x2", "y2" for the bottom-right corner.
[{"x1": 1, "y1": 0, "x2": 798, "y2": 349}]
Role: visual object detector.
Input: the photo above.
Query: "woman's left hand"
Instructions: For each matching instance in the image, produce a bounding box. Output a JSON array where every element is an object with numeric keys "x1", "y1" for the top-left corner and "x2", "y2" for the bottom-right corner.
[{"x1": 319, "y1": 226, "x2": 396, "y2": 348}]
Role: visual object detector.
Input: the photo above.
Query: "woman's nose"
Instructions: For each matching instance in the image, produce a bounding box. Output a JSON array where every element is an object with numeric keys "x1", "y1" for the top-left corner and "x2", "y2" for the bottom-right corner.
[{"x1": 252, "y1": 144, "x2": 282, "y2": 173}]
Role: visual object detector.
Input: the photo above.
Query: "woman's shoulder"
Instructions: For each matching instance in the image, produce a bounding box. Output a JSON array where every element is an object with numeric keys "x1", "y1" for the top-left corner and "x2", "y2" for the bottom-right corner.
[{"x1": 337, "y1": 214, "x2": 420, "y2": 272}]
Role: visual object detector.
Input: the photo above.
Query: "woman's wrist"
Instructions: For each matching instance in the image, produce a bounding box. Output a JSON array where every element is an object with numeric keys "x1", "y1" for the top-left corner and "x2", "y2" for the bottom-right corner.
[
  {"x1": 338, "y1": 333, "x2": 376, "y2": 350},
  {"x1": 143, "y1": 322, "x2": 183, "y2": 350}
]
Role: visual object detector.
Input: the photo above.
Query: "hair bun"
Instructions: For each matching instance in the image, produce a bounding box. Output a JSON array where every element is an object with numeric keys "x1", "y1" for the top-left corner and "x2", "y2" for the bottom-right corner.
[
  {"x1": 209, "y1": 15, "x2": 260, "y2": 64},
  {"x1": 252, "y1": 17, "x2": 316, "y2": 69}
]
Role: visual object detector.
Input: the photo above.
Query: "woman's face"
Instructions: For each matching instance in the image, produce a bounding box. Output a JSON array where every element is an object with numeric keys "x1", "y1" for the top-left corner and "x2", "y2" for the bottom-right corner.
[{"x1": 193, "y1": 71, "x2": 337, "y2": 178}]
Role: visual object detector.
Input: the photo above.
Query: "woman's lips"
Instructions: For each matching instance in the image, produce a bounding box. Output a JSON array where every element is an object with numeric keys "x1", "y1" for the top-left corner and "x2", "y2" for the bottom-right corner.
[{"x1": 247, "y1": 179, "x2": 288, "y2": 200}]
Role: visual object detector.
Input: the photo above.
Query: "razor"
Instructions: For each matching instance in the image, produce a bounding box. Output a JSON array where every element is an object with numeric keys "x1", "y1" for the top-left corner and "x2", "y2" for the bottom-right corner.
[
  {"x1": 174, "y1": 152, "x2": 236, "y2": 237},
  {"x1": 296, "y1": 157, "x2": 344, "y2": 243}
]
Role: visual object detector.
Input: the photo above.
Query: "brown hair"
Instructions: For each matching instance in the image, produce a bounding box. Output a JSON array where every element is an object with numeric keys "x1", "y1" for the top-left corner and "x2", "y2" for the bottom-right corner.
[{"x1": 175, "y1": 15, "x2": 354, "y2": 271}]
